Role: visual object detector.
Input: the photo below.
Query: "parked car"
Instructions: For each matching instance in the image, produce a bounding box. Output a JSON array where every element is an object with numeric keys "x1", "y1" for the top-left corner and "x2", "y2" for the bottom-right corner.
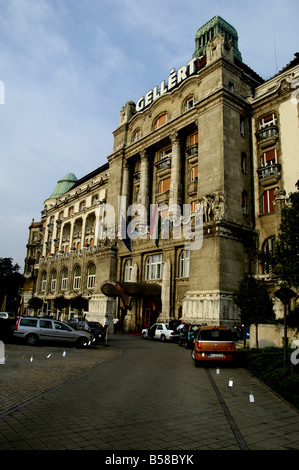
[
  {"x1": 13, "y1": 316, "x2": 94, "y2": 348},
  {"x1": 0, "y1": 312, "x2": 9, "y2": 319},
  {"x1": 178, "y1": 323, "x2": 201, "y2": 349},
  {"x1": 191, "y1": 326, "x2": 236, "y2": 365},
  {"x1": 75, "y1": 320, "x2": 105, "y2": 344},
  {"x1": 142, "y1": 323, "x2": 178, "y2": 342}
]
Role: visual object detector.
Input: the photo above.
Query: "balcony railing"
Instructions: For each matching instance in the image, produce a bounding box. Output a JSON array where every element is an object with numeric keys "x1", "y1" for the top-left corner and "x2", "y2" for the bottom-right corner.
[
  {"x1": 186, "y1": 144, "x2": 198, "y2": 157},
  {"x1": 256, "y1": 126, "x2": 279, "y2": 148},
  {"x1": 155, "y1": 156, "x2": 172, "y2": 171},
  {"x1": 258, "y1": 163, "x2": 281, "y2": 186}
]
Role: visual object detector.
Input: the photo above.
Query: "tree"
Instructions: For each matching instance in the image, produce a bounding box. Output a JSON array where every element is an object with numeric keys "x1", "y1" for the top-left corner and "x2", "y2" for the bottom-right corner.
[
  {"x1": 273, "y1": 181, "x2": 299, "y2": 288},
  {"x1": 70, "y1": 295, "x2": 88, "y2": 318},
  {"x1": 0, "y1": 257, "x2": 24, "y2": 313},
  {"x1": 233, "y1": 273, "x2": 275, "y2": 348},
  {"x1": 53, "y1": 296, "x2": 69, "y2": 318},
  {"x1": 27, "y1": 296, "x2": 43, "y2": 314}
]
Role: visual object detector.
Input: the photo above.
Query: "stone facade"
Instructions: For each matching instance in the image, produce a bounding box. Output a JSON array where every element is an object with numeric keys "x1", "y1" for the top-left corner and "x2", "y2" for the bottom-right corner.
[{"x1": 22, "y1": 17, "x2": 299, "y2": 331}]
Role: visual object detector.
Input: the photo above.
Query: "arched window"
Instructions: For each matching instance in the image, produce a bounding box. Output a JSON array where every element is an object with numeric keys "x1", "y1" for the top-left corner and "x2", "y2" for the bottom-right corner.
[
  {"x1": 51, "y1": 270, "x2": 57, "y2": 291},
  {"x1": 73, "y1": 266, "x2": 81, "y2": 290},
  {"x1": 87, "y1": 264, "x2": 96, "y2": 289},
  {"x1": 179, "y1": 250, "x2": 190, "y2": 278},
  {"x1": 262, "y1": 237, "x2": 275, "y2": 275},
  {"x1": 133, "y1": 129, "x2": 141, "y2": 141},
  {"x1": 155, "y1": 113, "x2": 168, "y2": 129},
  {"x1": 41, "y1": 271, "x2": 47, "y2": 292},
  {"x1": 145, "y1": 254, "x2": 163, "y2": 280},
  {"x1": 61, "y1": 267, "x2": 68, "y2": 290},
  {"x1": 124, "y1": 259, "x2": 133, "y2": 281},
  {"x1": 184, "y1": 97, "x2": 195, "y2": 111}
]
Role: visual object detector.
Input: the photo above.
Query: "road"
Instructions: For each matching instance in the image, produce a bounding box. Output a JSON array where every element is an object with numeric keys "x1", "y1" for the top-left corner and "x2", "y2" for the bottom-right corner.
[{"x1": 0, "y1": 333, "x2": 298, "y2": 453}]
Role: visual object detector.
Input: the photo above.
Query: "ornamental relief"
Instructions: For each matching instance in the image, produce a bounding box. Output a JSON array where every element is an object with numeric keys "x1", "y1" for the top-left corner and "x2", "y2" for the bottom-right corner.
[{"x1": 198, "y1": 192, "x2": 225, "y2": 222}]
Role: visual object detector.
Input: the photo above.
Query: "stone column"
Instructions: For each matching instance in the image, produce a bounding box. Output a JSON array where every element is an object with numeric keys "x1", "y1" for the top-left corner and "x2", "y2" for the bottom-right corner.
[
  {"x1": 139, "y1": 149, "x2": 150, "y2": 208},
  {"x1": 161, "y1": 259, "x2": 171, "y2": 320},
  {"x1": 169, "y1": 132, "x2": 182, "y2": 207},
  {"x1": 122, "y1": 159, "x2": 131, "y2": 201},
  {"x1": 139, "y1": 150, "x2": 150, "y2": 228}
]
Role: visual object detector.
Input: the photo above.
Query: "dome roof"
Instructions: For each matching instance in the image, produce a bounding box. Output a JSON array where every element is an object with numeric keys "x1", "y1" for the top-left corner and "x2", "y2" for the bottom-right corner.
[{"x1": 49, "y1": 173, "x2": 78, "y2": 199}]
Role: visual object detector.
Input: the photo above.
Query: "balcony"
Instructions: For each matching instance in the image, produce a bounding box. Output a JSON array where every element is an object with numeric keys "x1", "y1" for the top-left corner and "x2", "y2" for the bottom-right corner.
[
  {"x1": 258, "y1": 163, "x2": 281, "y2": 186},
  {"x1": 155, "y1": 156, "x2": 172, "y2": 171},
  {"x1": 256, "y1": 126, "x2": 278, "y2": 149},
  {"x1": 186, "y1": 144, "x2": 198, "y2": 157}
]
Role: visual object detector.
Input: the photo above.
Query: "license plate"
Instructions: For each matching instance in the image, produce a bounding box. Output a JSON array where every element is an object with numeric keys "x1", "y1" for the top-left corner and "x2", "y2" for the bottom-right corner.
[{"x1": 210, "y1": 354, "x2": 224, "y2": 357}]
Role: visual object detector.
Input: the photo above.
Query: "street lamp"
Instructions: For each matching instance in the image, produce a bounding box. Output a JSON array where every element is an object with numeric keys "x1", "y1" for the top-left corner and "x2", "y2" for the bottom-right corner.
[{"x1": 274, "y1": 286, "x2": 297, "y2": 368}]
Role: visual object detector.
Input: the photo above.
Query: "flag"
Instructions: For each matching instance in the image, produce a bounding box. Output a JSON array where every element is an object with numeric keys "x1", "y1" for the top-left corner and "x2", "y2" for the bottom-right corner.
[
  {"x1": 150, "y1": 204, "x2": 162, "y2": 247},
  {"x1": 121, "y1": 216, "x2": 131, "y2": 252}
]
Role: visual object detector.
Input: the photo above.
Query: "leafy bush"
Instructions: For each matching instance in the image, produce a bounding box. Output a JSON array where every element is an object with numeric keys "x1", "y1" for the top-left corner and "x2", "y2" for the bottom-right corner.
[{"x1": 236, "y1": 347, "x2": 299, "y2": 409}]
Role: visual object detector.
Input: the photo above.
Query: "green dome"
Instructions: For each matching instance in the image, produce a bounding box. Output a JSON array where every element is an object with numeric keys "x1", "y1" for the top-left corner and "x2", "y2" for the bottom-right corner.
[{"x1": 49, "y1": 173, "x2": 78, "y2": 199}]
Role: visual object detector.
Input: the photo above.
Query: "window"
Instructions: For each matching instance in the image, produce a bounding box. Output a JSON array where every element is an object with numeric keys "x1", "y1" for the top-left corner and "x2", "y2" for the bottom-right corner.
[
  {"x1": 259, "y1": 113, "x2": 277, "y2": 130},
  {"x1": 73, "y1": 266, "x2": 81, "y2": 289},
  {"x1": 260, "y1": 149, "x2": 279, "y2": 166},
  {"x1": 158, "y1": 177, "x2": 171, "y2": 194},
  {"x1": 40, "y1": 320, "x2": 52, "y2": 329},
  {"x1": 190, "y1": 133, "x2": 198, "y2": 146},
  {"x1": 262, "y1": 237, "x2": 275, "y2": 275},
  {"x1": 262, "y1": 188, "x2": 276, "y2": 214},
  {"x1": 155, "y1": 113, "x2": 168, "y2": 129},
  {"x1": 145, "y1": 254, "x2": 163, "y2": 280},
  {"x1": 179, "y1": 250, "x2": 190, "y2": 277},
  {"x1": 79, "y1": 201, "x2": 86, "y2": 211},
  {"x1": 191, "y1": 165, "x2": 198, "y2": 182},
  {"x1": 241, "y1": 152, "x2": 247, "y2": 174},
  {"x1": 240, "y1": 116, "x2": 245, "y2": 137},
  {"x1": 87, "y1": 263, "x2": 96, "y2": 289},
  {"x1": 242, "y1": 191, "x2": 248, "y2": 215},
  {"x1": 124, "y1": 259, "x2": 133, "y2": 281},
  {"x1": 41, "y1": 271, "x2": 47, "y2": 291},
  {"x1": 61, "y1": 268, "x2": 68, "y2": 290},
  {"x1": 190, "y1": 201, "x2": 198, "y2": 213},
  {"x1": 134, "y1": 129, "x2": 141, "y2": 141},
  {"x1": 51, "y1": 270, "x2": 57, "y2": 291},
  {"x1": 185, "y1": 97, "x2": 195, "y2": 111}
]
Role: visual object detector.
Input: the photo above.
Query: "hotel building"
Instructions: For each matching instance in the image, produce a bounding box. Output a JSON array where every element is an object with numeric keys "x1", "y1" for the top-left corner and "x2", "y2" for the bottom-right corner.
[{"x1": 23, "y1": 16, "x2": 299, "y2": 330}]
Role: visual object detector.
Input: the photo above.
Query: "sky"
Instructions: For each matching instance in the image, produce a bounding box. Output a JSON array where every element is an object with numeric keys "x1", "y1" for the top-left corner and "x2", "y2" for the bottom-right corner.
[{"x1": 0, "y1": 0, "x2": 298, "y2": 271}]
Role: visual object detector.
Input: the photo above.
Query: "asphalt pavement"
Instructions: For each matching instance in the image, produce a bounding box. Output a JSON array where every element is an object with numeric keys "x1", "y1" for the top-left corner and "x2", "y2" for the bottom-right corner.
[{"x1": 0, "y1": 333, "x2": 298, "y2": 454}]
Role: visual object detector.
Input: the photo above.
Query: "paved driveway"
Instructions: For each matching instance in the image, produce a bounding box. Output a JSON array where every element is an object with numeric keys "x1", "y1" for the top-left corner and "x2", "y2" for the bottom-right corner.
[{"x1": 0, "y1": 334, "x2": 298, "y2": 451}]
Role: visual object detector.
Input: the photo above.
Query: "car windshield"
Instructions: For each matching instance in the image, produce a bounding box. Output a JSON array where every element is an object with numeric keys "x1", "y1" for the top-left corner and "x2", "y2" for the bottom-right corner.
[{"x1": 198, "y1": 329, "x2": 233, "y2": 341}]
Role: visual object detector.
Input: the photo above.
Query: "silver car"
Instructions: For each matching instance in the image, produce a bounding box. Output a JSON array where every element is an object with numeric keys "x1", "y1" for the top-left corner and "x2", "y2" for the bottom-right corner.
[{"x1": 13, "y1": 317, "x2": 94, "y2": 348}]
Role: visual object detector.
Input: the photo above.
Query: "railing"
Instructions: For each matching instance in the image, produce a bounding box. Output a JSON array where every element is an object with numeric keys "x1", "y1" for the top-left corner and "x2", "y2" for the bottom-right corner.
[
  {"x1": 155, "y1": 156, "x2": 172, "y2": 171},
  {"x1": 258, "y1": 163, "x2": 281, "y2": 184},
  {"x1": 256, "y1": 126, "x2": 278, "y2": 148}
]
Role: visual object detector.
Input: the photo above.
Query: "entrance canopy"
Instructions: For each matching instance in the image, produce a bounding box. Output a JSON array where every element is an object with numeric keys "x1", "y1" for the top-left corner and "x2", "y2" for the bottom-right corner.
[{"x1": 101, "y1": 281, "x2": 161, "y2": 309}]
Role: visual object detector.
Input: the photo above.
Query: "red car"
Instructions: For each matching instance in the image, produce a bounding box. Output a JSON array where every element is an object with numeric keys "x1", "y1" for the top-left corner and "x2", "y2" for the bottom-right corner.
[{"x1": 192, "y1": 326, "x2": 236, "y2": 365}]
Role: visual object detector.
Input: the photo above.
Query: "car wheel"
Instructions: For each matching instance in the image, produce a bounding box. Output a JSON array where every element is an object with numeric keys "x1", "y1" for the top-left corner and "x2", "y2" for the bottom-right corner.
[
  {"x1": 25, "y1": 333, "x2": 38, "y2": 346},
  {"x1": 191, "y1": 350, "x2": 200, "y2": 367},
  {"x1": 76, "y1": 337, "x2": 88, "y2": 348},
  {"x1": 160, "y1": 334, "x2": 166, "y2": 342}
]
